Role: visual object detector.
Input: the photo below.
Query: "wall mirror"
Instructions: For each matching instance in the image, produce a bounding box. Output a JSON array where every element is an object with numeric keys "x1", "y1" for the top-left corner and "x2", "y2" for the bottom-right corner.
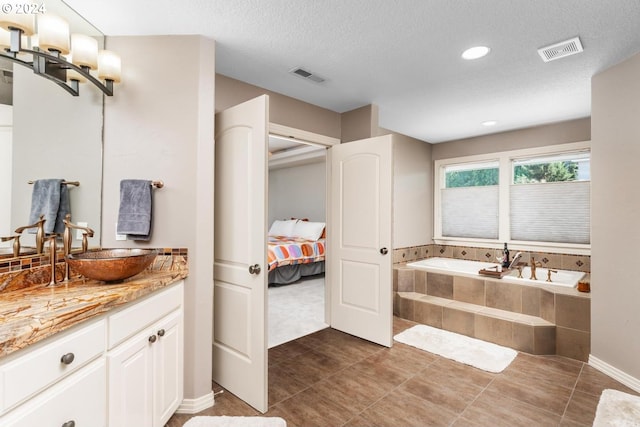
[{"x1": 0, "y1": 0, "x2": 104, "y2": 260}]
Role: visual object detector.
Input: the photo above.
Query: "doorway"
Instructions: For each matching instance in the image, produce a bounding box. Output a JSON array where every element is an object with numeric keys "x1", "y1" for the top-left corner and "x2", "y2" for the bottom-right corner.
[{"x1": 267, "y1": 133, "x2": 329, "y2": 348}]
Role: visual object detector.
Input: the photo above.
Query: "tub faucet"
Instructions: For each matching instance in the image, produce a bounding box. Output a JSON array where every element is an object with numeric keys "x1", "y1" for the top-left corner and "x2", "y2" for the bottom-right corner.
[
  {"x1": 508, "y1": 252, "x2": 523, "y2": 269},
  {"x1": 530, "y1": 257, "x2": 542, "y2": 280}
]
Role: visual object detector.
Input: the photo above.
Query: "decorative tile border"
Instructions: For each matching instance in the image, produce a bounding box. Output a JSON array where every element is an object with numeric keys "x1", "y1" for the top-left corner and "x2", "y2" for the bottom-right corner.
[
  {"x1": 393, "y1": 244, "x2": 590, "y2": 273},
  {"x1": 0, "y1": 247, "x2": 188, "y2": 276}
]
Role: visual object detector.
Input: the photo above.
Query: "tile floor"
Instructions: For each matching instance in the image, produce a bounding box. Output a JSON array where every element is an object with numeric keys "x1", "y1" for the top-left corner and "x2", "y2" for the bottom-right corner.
[{"x1": 167, "y1": 317, "x2": 638, "y2": 427}]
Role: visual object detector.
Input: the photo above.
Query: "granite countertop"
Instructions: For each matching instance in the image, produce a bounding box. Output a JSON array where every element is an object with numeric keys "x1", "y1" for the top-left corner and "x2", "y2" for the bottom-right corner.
[{"x1": 0, "y1": 255, "x2": 188, "y2": 358}]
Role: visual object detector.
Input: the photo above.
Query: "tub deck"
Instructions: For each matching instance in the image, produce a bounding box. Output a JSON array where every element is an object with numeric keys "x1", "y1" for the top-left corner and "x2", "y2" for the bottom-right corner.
[{"x1": 407, "y1": 257, "x2": 585, "y2": 288}]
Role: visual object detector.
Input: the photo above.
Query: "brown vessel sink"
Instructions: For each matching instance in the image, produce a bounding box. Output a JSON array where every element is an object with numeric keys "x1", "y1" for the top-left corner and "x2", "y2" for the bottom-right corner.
[{"x1": 65, "y1": 248, "x2": 157, "y2": 282}]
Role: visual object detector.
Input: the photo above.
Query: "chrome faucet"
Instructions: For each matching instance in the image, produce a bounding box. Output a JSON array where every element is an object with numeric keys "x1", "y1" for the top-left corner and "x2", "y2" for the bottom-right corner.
[
  {"x1": 47, "y1": 235, "x2": 57, "y2": 286},
  {"x1": 63, "y1": 214, "x2": 94, "y2": 281},
  {"x1": 1, "y1": 234, "x2": 22, "y2": 257},
  {"x1": 14, "y1": 214, "x2": 46, "y2": 254},
  {"x1": 508, "y1": 251, "x2": 523, "y2": 269},
  {"x1": 530, "y1": 257, "x2": 542, "y2": 280}
]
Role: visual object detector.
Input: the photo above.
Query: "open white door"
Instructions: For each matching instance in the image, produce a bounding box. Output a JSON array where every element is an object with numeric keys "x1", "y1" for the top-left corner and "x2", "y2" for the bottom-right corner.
[
  {"x1": 328, "y1": 134, "x2": 393, "y2": 347},
  {"x1": 213, "y1": 95, "x2": 268, "y2": 413}
]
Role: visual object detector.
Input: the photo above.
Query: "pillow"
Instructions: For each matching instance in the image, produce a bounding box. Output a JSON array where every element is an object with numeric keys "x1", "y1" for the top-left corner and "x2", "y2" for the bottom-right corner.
[
  {"x1": 268, "y1": 219, "x2": 297, "y2": 236},
  {"x1": 292, "y1": 221, "x2": 326, "y2": 241}
]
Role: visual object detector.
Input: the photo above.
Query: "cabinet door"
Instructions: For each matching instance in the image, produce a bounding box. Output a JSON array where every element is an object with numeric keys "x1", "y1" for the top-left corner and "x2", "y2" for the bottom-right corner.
[
  {"x1": 108, "y1": 331, "x2": 154, "y2": 427},
  {"x1": 153, "y1": 310, "x2": 183, "y2": 427},
  {"x1": 0, "y1": 359, "x2": 106, "y2": 427}
]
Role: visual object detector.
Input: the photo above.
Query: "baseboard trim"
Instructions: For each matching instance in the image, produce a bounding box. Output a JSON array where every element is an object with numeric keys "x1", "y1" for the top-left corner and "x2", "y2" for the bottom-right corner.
[
  {"x1": 589, "y1": 354, "x2": 640, "y2": 393},
  {"x1": 175, "y1": 391, "x2": 215, "y2": 414}
]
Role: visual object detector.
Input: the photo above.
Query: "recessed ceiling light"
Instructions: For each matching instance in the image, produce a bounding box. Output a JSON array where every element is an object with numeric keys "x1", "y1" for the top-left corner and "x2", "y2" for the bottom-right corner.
[
  {"x1": 482, "y1": 120, "x2": 497, "y2": 127},
  {"x1": 462, "y1": 46, "x2": 491, "y2": 60}
]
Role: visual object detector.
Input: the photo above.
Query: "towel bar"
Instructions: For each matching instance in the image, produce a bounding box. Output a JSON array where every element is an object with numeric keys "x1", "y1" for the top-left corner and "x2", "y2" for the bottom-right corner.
[{"x1": 28, "y1": 180, "x2": 79, "y2": 186}]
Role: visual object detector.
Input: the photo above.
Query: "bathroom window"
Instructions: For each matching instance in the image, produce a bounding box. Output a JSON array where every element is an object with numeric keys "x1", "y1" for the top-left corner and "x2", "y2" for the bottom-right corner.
[
  {"x1": 510, "y1": 152, "x2": 590, "y2": 244},
  {"x1": 441, "y1": 161, "x2": 499, "y2": 239},
  {"x1": 434, "y1": 141, "x2": 591, "y2": 251}
]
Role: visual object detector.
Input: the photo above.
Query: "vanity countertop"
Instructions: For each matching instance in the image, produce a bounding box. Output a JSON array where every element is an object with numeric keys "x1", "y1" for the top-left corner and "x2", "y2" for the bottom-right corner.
[{"x1": 0, "y1": 255, "x2": 188, "y2": 358}]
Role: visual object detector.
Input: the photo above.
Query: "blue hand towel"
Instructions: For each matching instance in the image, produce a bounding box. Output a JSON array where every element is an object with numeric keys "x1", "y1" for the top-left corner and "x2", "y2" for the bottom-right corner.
[
  {"x1": 117, "y1": 179, "x2": 153, "y2": 241},
  {"x1": 28, "y1": 179, "x2": 70, "y2": 235}
]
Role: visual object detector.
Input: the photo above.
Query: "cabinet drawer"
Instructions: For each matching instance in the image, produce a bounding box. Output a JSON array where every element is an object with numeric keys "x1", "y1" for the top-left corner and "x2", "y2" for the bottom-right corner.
[
  {"x1": 0, "y1": 358, "x2": 107, "y2": 427},
  {"x1": 108, "y1": 281, "x2": 183, "y2": 349},
  {"x1": 0, "y1": 319, "x2": 106, "y2": 413}
]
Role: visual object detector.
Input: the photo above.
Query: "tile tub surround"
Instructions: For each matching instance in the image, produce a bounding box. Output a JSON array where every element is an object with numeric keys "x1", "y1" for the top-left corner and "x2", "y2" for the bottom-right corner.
[
  {"x1": 393, "y1": 244, "x2": 591, "y2": 273},
  {"x1": 0, "y1": 254, "x2": 188, "y2": 357},
  {"x1": 394, "y1": 265, "x2": 591, "y2": 361}
]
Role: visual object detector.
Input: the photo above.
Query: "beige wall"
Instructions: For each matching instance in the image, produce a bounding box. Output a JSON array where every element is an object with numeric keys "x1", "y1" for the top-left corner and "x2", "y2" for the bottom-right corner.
[
  {"x1": 432, "y1": 118, "x2": 591, "y2": 160},
  {"x1": 341, "y1": 104, "x2": 381, "y2": 142},
  {"x1": 591, "y1": 51, "x2": 640, "y2": 382},
  {"x1": 216, "y1": 74, "x2": 341, "y2": 139},
  {"x1": 268, "y1": 160, "x2": 327, "y2": 226},
  {"x1": 393, "y1": 133, "x2": 432, "y2": 248},
  {"x1": 102, "y1": 35, "x2": 215, "y2": 402}
]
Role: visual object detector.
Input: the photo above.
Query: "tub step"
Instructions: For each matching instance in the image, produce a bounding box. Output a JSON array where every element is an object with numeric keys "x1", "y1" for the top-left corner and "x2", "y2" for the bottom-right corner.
[{"x1": 396, "y1": 292, "x2": 555, "y2": 355}]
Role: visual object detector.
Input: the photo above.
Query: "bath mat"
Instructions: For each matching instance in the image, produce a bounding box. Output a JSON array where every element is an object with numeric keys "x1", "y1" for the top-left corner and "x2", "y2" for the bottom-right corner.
[
  {"x1": 593, "y1": 389, "x2": 640, "y2": 426},
  {"x1": 393, "y1": 324, "x2": 517, "y2": 373},
  {"x1": 183, "y1": 416, "x2": 287, "y2": 427}
]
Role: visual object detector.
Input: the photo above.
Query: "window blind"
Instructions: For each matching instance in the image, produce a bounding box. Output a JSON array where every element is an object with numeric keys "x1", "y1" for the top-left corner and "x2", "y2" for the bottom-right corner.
[
  {"x1": 441, "y1": 186, "x2": 499, "y2": 239},
  {"x1": 510, "y1": 181, "x2": 590, "y2": 244}
]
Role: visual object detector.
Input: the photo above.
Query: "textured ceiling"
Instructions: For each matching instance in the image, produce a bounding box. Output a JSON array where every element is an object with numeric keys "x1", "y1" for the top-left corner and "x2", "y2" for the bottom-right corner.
[{"x1": 63, "y1": 0, "x2": 640, "y2": 143}]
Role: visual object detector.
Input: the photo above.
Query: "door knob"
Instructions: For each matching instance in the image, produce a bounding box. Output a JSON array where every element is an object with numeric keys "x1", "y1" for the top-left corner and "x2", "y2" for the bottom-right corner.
[
  {"x1": 148, "y1": 334, "x2": 157, "y2": 343},
  {"x1": 248, "y1": 264, "x2": 261, "y2": 275},
  {"x1": 380, "y1": 247, "x2": 388, "y2": 255},
  {"x1": 157, "y1": 329, "x2": 166, "y2": 337}
]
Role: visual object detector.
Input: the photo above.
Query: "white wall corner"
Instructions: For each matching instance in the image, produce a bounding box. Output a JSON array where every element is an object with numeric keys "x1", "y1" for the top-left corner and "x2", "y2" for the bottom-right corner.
[
  {"x1": 175, "y1": 391, "x2": 215, "y2": 414},
  {"x1": 589, "y1": 354, "x2": 640, "y2": 393}
]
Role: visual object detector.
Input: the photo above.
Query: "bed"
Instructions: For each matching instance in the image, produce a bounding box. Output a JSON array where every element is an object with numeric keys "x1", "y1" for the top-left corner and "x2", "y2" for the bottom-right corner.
[{"x1": 267, "y1": 219, "x2": 326, "y2": 285}]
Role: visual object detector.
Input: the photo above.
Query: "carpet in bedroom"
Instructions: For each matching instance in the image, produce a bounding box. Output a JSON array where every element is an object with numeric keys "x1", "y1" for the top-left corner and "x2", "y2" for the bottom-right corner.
[{"x1": 268, "y1": 276, "x2": 328, "y2": 348}]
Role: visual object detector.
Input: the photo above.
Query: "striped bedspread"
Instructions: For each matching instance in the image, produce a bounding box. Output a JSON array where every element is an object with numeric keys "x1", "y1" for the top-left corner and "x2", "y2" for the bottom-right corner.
[{"x1": 267, "y1": 236, "x2": 326, "y2": 271}]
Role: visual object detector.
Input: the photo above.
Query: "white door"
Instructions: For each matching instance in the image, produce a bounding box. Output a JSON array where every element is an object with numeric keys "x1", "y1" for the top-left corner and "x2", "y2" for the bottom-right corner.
[
  {"x1": 328, "y1": 134, "x2": 393, "y2": 347},
  {"x1": 212, "y1": 95, "x2": 269, "y2": 413}
]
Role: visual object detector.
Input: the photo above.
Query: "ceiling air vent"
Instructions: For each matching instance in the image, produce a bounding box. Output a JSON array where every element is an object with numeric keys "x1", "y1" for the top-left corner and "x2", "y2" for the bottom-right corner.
[
  {"x1": 538, "y1": 36, "x2": 583, "y2": 62},
  {"x1": 289, "y1": 67, "x2": 325, "y2": 83}
]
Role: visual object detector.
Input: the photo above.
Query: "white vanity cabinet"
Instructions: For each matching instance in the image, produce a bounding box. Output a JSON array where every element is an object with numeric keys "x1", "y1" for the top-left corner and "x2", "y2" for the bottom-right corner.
[
  {"x1": 107, "y1": 284, "x2": 184, "y2": 427},
  {"x1": 0, "y1": 280, "x2": 184, "y2": 427},
  {"x1": 0, "y1": 319, "x2": 108, "y2": 427}
]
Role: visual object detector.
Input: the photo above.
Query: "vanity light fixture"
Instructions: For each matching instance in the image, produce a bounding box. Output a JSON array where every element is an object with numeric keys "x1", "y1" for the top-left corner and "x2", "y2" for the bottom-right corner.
[
  {"x1": 0, "y1": 12, "x2": 120, "y2": 96},
  {"x1": 461, "y1": 46, "x2": 490, "y2": 60}
]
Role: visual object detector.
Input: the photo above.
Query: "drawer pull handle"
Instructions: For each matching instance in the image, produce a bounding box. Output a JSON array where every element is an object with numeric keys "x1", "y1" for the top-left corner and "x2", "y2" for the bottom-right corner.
[
  {"x1": 149, "y1": 334, "x2": 157, "y2": 343},
  {"x1": 60, "y1": 353, "x2": 75, "y2": 365},
  {"x1": 157, "y1": 329, "x2": 166, "y2": 337},
  {"x1": 61, "y1": 421, "x2": 75, "y2": 427}
]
